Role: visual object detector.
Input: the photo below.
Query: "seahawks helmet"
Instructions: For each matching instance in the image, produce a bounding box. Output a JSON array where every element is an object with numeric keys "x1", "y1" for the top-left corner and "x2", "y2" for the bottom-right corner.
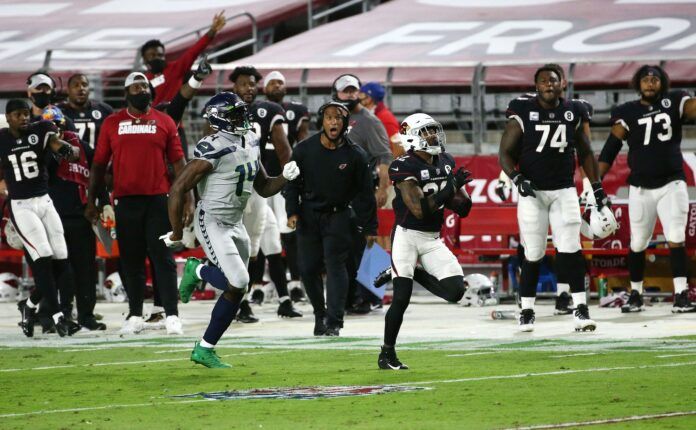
[
  {"x1": 399, "y1": 113, "x2": 445, "y2": 155},
  {"x1": 203, "y1": 92, "x2": 252, "y2": 135}
]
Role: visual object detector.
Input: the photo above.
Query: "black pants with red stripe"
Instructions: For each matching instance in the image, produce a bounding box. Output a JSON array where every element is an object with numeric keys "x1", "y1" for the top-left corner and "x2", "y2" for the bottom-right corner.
[{"x1": 114, "y1": 195, "x2": 178, "y2": 317}]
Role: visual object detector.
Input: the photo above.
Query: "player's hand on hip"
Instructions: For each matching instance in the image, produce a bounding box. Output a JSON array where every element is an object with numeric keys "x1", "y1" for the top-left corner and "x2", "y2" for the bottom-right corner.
[
  {"x1": 365, "y1": 235, "x2": 378, "y2": 249},
  {"x1": 591, "y1": 182, "x2": 610, "y2": 209},
  {"x1": 160, "y1": 231, "x2": 183, "y2": 248},
  {"x1": 84, "y1": 202, "x2": 102, "y2": 225},
  {"x1": 511, "y1": 172, "x2": 537, "y2": 198},
  {"x1": 287, "y1": 214, "x2": 299, "y2": 230},
  {"x1": 452, "y1": 167, "x2": 472, "y2": 189},
  {"x1": 282, "y1": 161, "x2": 300, "y2": 181},
  {"x1": 375, "y1": 187, "x2": 388, "y2": 208}
]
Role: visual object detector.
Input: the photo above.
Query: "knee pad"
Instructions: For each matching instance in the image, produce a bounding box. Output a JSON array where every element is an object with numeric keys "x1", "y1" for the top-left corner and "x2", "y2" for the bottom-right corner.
[{"x1": 228, "y1": 270, "x2": 250, "y2": 292}]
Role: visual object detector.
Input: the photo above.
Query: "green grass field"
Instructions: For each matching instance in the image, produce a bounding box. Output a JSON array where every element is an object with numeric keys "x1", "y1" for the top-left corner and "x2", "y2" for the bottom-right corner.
[{"x1": 2, "y1": 336, "x2": 696, "y2": 429}]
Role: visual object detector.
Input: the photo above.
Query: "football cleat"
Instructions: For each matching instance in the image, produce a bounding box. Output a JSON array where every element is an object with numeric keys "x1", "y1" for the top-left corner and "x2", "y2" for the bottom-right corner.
[
  {"x1": 79, "y1": 317, "x2": 106, "y2": 331},
  {"x1": 621, "y1": 290, "x2": 644, "y2": 313},
  {"x1": 378, "y1": 346, "x2": 409, "y2": 370},
  {"x1": 190, "y1": 342, "x2": 231, "y2": 368},
  {"x1": 236, "y1": 300, "x2": 259, "y2": 323},
  {"x1": 518, "y1": 309, "x2": 535, "y2": 332},
  {"x1": 179, "y1": 257, "x2": 202, "y2": 304},
  {"x1": 373, "y1": 266, "x2": 392, "y2": 289},
  {"x1": 17, "y1": 299, "x2": 36, "y2": 338},
  {"x1": 672, "y1": 290, "x2": 695, "y2": 313},
  {"x1": 54, "y1": 315, "x2": 80, "y2": 337},
  {"x1": 289, "y1": 284, "x2": 306, "y2": 303},
  {"x1": 574, "y1": 304, "x2": 597, "y2": 332},
  {"x1": 250, "y1": 288, "x2": 265, "y2": 305},
  {"x1": 325, "y1": 325, "x2": 340, "y2": 336},
  {"x1": 313, "y1": 316, "x2": 327, "y2": 336},
  {"x1": 277, "y1": 300, "x2": 302, "y2": 318},
  {"x1": 554, "y1": 291, "x2": 573, "y2": 315},
  {"x1": 120, "y1": 316, "x2": 145, "y2": 334}
]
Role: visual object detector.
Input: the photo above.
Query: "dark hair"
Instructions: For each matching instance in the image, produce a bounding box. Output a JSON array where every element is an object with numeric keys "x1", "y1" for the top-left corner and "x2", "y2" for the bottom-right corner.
[
  {"x1": 140, "y1": 39, "x2": 165, "y2": 58},
  {"x1": 5, "y1": 98, "x2": 31, "y2": 115},
  {"x1": 534, "y1": 66, "x2": 562, "y2": 83},
  {"x1": 542, "y1": 63, "x2": 565, "y2": 80},
  {"x1": 67, "y1": 73, "x2": 89, "y2": 87},
  {"x1": 228, "y1": 66, "x2": 262, "y2": 84},
  {"x1": 631, "y1": 65, "x2": 670, "y2": 96}
]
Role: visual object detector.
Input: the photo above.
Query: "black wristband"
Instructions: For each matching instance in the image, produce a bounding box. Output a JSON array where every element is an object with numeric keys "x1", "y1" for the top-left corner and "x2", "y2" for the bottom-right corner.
[{"x1": 433, "y1": 185, "x2": 454, "y2": 207}]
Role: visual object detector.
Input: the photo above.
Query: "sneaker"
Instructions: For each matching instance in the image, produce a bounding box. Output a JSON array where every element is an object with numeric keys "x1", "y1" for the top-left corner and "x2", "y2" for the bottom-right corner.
[
  {"x1": 79, "y1": 317, "x2": 106, "y2": 331},
  {"x1": 17, "y1": 299, "x2": 36, "y2": 338},
  {"x1": 165, "y1": 315, "x2": 184, "y2": 335},
  {"x1": 325, "y1": 325, "x2": 340, "y2": 336},
  {"x1": 554, "y1": 291, "x2": 573, "y2": 315},
  {"x1": 374, "y1": 266, "x2": 392, "y2": 289},
  {"x1": 621, "y1": 290, "x2": 644, "y2": 313},
  {"x1": 289, "y1": 284, "x2": 306, "y2": 303},
  {"x1": 277, "y1": 300, "x2": 302, "y2": 318},
  {"x1": 236, "y1": 300, "x2": 259, "y2": 323},
  {"x1": 574, "y1": 304, "x2": 597, "y2": 332},
  {"x1": 313, "y1": 316, "x2": 327, "y2": 336},
  {"x1": 250, "y1": 288, "x2": 265, "y2": 305},
  {"x1": 378, "y1": 346, "x2": 408, "y2": 370},
  {"x1": 54, "y1": 315, "x2": 80, "y2": 337},
  {"x1": 120, "y1": 316, "x2": 145, "y2": 334},
  {"x1": 39, "y1": 314, "x2": 56, "y2": 334},
  {"x1": 672, "y1": 290, "x2": 695, "y2": 313},
  {"x1": 346, "y1": 300, "x2": 371, "y2": 315},
  {"x1": 519, "y1": 309, "x2": 535, "y2": 332},
  {"x1": 190, "y1": 342, "x2": 231, "y2": 368},
  {"x1": 179, "y1": 258, "x2": 202, "y2": 304}
]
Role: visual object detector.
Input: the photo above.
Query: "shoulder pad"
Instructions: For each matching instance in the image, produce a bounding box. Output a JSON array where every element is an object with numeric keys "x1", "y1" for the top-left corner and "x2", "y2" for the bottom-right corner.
[
  {"x1": 506, "y1": 97, "x2": 531, "y2": 118},
  {"x1": 193, "y1": 135, "x2": 224, "y2": 158}
]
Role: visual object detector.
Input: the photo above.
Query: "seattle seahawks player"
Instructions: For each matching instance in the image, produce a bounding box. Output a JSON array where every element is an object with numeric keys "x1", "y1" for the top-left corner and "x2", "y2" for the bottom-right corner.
[
  {"x1": 499, "y1": 66, "x2": 608, "y2": 332},
  {"x1": 162, "y1": 92, "x2": 299, "y2": 368},
  {"x1": 0, "y1": 99, "x2": 81, "y2": 337},
  {"x1": 599, "y1": 65, "x2": 696, "y2": 313},
  {"x1": 379, "y1": 113, "x2": 471, "y2": 370}
]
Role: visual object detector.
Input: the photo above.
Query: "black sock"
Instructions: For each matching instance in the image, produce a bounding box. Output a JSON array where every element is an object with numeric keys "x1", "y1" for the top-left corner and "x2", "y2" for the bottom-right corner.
[
  {"x1": 199, "y1": 265, "x2": 229, "y2": 291},
  {"x1": 557, "y1": 251, "x2": 586, "y2": 293},
  {"x1": 519, "y1": 260, "x2": 541, "y2": 298},
  {"x1": 31, "y1": 257, "x2": 60, "y2": 314},
  {"x1": 52, "y1": 259, "x2": 75, "y2": 315},
  {"x1": 670, "y1": 246, "x2": 687, "y2": 278},
  {"x1": 203, "y1": 292, "x2": 242, "y2": 346},
  {"x1": 384, "y1": 277, "x2": 413, "y2": 347},
  {"x1": 628, "y1": 250, "x2": 646, "y2": 282},
  {"x1": 266, "y1": 253, "x2": 289, "y2": 299},
  {"x1": 249, "y1": 251, "x2": 265, "y2": 285}
]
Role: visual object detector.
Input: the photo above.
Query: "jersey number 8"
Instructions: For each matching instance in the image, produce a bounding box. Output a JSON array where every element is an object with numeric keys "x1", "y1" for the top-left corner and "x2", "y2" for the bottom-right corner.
[{"x1": 8, "y1": 151, "x2": 39, "y2": 181}]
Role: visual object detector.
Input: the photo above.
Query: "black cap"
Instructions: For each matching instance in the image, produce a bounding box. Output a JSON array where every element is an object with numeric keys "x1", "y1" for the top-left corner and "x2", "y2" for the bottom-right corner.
[{"x1": 5, "y1": 99, "x2": 31, "y2": 115}]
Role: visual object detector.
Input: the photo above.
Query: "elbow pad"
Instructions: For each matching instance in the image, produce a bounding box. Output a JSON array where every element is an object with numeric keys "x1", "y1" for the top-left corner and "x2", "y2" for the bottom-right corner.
[{"x1": 598, "y1": 134, "x2": 623, "y2": 165}]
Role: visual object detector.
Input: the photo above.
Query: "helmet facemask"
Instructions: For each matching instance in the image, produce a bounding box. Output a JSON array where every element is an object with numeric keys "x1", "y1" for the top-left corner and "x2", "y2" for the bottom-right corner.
[
  {"x1": 400, "y1": 115, "x2": 446, "y2": 155},
  {"x1": 204, "y1": 103, "x2": 252, "y2": 136}
]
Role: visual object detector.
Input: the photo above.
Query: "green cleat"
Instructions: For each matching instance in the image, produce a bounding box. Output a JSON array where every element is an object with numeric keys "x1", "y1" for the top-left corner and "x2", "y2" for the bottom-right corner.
[
  {"x1": 190, "y1": 342, "x2": 231, "y2": 368},
  {"x1": 179, "y1": 258, "x2": 202, "y2": 303}
]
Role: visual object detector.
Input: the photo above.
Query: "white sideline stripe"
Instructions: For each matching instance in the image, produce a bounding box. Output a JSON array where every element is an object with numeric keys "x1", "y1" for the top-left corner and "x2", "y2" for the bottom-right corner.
[
  {"x1": 549, "y1": 352, "x2": 600, "y2": 358},
  {"x1": 504, "y1": 410, "x2": 696, "y2": 429},
  {"x1": 0, "y1": 399, "x2": 210, "y2": 419},
  {"x1": 400, "y1": 360, "x2": 696, "y2": 386},
  {"x1": 0, "y1": 351, "x2": 282, "y2": 373},
  {"x1": 61, "y1": 347, "x2": 114, "y2": 352},
  {"x1": 446, "y1": 352, "x2": 497, "y2": 357},
  {"x1": 656, "y1": 352, "x2": 696, "y2": 358}
]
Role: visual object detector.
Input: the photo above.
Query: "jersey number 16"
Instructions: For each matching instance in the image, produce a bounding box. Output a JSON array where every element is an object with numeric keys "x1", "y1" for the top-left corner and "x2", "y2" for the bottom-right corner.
[{"x1": 8, "y1": 151, "x2": 39, "y2": 181}]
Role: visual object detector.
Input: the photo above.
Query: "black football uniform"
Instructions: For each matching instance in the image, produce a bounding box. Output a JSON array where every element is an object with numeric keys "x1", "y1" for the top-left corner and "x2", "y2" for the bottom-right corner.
[
  {"x1": 610, "y1": 89, "x2": 690, "y2": 189},
  {"x1": 390, "y1": 150, "x2": 456, "y2": 232},
  {"x1": 250, "y1": 100, "x2": 286, "y2": 176},
  {"x1": 506, "y1": 96, "x2": 590, "y2": 190},
  {"x1": 281, "y1": 101, "x2": 309, "y2": 146},
  {"x1": 59, "y1": 100, "x2": 113, "y2": 150},
  {"x1": 0, "y1": 121, "x2": 58, "y2": 199}
]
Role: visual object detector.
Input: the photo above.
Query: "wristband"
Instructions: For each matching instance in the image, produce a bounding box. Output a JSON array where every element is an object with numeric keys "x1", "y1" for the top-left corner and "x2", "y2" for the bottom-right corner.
[{"x1": 188, "y1": 75, "x2": 203, "y2": 89}]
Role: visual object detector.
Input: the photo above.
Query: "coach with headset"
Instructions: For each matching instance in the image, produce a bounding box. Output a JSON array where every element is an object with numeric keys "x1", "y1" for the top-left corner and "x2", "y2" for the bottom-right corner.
[{"x1": 285, "y1": 102, "x2": 378, "y2": 337}]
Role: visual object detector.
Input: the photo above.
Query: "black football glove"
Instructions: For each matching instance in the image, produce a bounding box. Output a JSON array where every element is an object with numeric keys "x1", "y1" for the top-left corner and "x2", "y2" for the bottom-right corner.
[
  {"x1": 56, "y1": 143, "x2": 74, "y2": 160},
  {"x1": 511, "y1": 171, "x2": 536, "y2": 198},
  {"x1": 494, "y1": 179, "x2": 509, "y2": 201},
  {"x1": 452, "y1": 167, "x2": 473, "y2": 189},
  {"x1": 591, "y1": 182, "x2": 610, "y2": 209},
  {"x1": 193, "y1": 55, "x2": 212, "y2": 81}
]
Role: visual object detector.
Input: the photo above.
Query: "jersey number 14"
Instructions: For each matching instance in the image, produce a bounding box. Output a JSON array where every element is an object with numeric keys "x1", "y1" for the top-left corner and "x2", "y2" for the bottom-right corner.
[
  {"x1": 8, "y1": 151, "x2": 39, "y2": 181},
  {"x1": 234, "y1": 160, "x2": 259, "y2": 196}
]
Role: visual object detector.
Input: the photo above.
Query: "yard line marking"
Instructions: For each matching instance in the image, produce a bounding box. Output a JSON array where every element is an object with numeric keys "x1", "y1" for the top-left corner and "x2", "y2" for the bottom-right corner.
[
  {"x1": 0, "y1": 399, "x2": 210, "y2": 419},
  {"x1": 656, "y1": 352, "x2": 696, "y2": 358},
  {"x1": 503, "y1": 410, "x2": 696, "y2": 429},
  {"x1": 549, "y1": 352, "x2": 600, "y2": 358},
  {"x1": 400, "y1": 360, "x2": 696, "y2": 386},
  {"x1": 446, "y1": 352, "x2": 497, "y2": 357},
  {"x1": 61, "y1": 347, "x2": 115, "y2": 352}
]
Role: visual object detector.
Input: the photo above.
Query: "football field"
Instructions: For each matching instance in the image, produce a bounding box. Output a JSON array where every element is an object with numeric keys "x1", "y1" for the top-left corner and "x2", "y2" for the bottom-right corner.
[{"x1": 1, "y1": 299, "x2": 695, "y2": 429}]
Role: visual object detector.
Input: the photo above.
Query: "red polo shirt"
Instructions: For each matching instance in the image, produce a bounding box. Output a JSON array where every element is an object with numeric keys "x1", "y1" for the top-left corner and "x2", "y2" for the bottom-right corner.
[{"x1": 94, "y1": 108, "x2": 183, "y2": 198}]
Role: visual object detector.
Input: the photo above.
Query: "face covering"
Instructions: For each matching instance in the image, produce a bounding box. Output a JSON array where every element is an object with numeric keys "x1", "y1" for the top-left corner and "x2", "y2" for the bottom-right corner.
[
  {"x1": 147, "y1": 59, "x2": 166, "y2": 74},
  {"x1": 31, "y1": 92, "x2": 51, "y2": 109},
  {"x1": 127, "y1": 92, "x2": 151, "y2": 111},
  {"x1": 338, "y1": 98, "x2": 359, "y2": 111}
]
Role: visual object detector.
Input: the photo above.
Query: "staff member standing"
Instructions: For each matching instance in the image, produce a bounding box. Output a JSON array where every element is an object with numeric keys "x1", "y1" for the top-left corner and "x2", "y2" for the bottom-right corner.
[
  {"x1": 85, "y1": 72, "x2": 193, "y2": 335},
  {"x1": 285, "y1": 102, "x2": 378, "y2": 337}
]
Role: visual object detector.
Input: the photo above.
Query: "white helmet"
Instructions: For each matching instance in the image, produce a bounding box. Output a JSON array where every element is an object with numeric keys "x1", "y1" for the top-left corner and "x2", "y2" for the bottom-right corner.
[
  {"x1": 461, "y1": 273, "x2": 498, "y2": 307},
  {"x1": 3, "y1": 219, "x2": 23, "y2": 250},
  {"x1": 0, "y1": 272, "x2": 19, "y2": 302},
  {"x1": 399, "y1": 113, "x2": 445, "y2": 155},
  {"x1": 104, "y1": 272, "x2": 128, "y2": 303},
  {"x1": 580, "y1": 204, "x2": 618, "y2": 239}
]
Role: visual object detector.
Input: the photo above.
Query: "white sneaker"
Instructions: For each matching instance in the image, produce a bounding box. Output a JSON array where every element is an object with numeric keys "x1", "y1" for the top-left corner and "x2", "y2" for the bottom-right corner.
[
  {"x1": 120, "y1": 316, "x2": 144, "y2": 334},
  {"x1": 165, "y1": 315, "x2": 183, "y2": 335}
]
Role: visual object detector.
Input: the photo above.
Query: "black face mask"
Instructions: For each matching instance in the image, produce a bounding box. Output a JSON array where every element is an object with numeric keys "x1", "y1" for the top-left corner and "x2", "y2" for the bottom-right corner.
[
  {"x1": 127, "y1": 92, "x2": 151, "y2": 111},
  {"x1": 147, "y1": 58, "x2": 166, "y2": 74},
  {"x1": 31, "y1": 92, "x2": 51, "y2": 109},
  {"x1": 338, "y1": 98, "x2": 359, "y2": 111}
]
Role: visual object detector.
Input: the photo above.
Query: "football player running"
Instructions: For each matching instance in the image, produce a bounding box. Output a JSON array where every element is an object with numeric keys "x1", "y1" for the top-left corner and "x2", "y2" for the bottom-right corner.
[
  {"x1": 162, "y1": 93, "x2": 300, "y2": 368},
  {"x1": 379, "y1": 113, "x2": 471, "y2": 370},
  {"x1": 499, "y1": 66, "x2": 609, "y2": 332},
  {"x1": 599, "y1": 65, "x2": 696, "y2": 313}
]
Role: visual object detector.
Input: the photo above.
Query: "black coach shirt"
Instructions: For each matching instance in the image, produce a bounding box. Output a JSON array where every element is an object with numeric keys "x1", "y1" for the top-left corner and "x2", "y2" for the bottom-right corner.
[
  {"x1": 610, "y1": 89, "x2": 690, "y2": 189},
  {"x1": 506, "y1": 96, "x2": 590, "y2": 190},
  {"x1": 0, "y1": 120, "x2": 58, "y2": 199},
  {"x1": 285, "y1": 133, "x2": 377, "y2": 235}
]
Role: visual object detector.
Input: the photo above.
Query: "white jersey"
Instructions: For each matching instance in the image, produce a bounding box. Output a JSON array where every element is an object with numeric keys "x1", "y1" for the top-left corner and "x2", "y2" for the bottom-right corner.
[{"x1": 193, "y1": 130, "x2": 261, "y2": 225}]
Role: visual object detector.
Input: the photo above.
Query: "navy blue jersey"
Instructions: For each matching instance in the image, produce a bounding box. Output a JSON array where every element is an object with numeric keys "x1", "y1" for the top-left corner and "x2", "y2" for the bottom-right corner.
[
  {"x1": 506, "y1": 96, "x2": 590, "y2": 190},
  {"x1": 390, "y1": 150, "x2": 456, "y2": 232},
  {"x1": 250, "y1": 100, "x2": 286, "y2": 176},
  {"x1": 281, "y1": 101, "x2": 309, "y2": 146},
  {"x1": 0, "y1": 121, "x2": 58, "y2": 199},
  {"x1": 611, "y1": 89, "x2": 690, "y2": 189},
  {"x1": 59, "y1": 100, "x2": 113, "y2": 150}
]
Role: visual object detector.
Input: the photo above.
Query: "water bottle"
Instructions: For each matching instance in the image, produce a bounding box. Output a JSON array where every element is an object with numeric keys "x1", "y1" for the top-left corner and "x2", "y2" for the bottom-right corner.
[{"x1": 597, "y1": 274, "x2": 608, "y2": 298}]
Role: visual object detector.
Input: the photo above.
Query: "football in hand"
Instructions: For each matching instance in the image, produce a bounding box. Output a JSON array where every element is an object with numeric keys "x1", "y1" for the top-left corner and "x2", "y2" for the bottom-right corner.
[{"x1": 445, "y1": 187, "x2": 472, "y2": 218}]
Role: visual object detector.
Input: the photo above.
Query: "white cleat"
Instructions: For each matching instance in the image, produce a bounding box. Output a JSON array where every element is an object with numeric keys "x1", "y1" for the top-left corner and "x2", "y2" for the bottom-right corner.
[
  {"x1": 165, "y1": 315, "x2": 184, "y2": 335},
  {"x1": 120, "y1": 316, "x2": 144, "y2": 334},
  {"x1": 574, "y1": 304, "x2": 596, "y2": 332},
  {"x1": 518, "y1": 309, "x2": 535, "y2": 332}
]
